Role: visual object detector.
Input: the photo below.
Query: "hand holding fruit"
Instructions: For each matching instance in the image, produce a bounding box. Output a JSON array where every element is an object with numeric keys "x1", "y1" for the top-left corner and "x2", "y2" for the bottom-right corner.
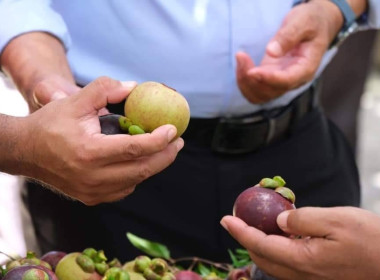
[
  {"x1": 222, "y1": 204, "x2": 380, "y2": 279},
  {"x1": 233, "y1": 176, "x2": 296, "y2": 236},
  {"x1": 100, "y1": 81, "x2": 190, "y2": 139},
  {"x1": 16, "y1": 76, "x2": 183, "y2": 205}
]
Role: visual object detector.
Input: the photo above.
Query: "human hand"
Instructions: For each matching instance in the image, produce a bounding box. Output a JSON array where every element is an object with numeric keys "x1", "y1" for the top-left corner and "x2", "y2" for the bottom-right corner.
[
  {"x1": 31, "y1": 75, "x2": 80, "y2": 109},
  {"x1": 20, "y1": 77, "x2": 184, "y2": 205},
  {"x1": 221, "y1": 207, "x2": 380, "y2": 280},
  {"x1": 30, "y1": 74, "x2": 109, "y2": 115},
  {"x1": 236, "y1": 0, "x2": 344, "y2": 104}
]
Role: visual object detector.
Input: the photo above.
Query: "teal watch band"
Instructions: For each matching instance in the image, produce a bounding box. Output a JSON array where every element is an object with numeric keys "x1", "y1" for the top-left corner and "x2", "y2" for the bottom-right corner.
[
  {"x1": 330, "y1": 0, "x2": 357, "y2": 28},
  {"x1": 292, "y1": 0, "x2": 358, "y2": 47}
]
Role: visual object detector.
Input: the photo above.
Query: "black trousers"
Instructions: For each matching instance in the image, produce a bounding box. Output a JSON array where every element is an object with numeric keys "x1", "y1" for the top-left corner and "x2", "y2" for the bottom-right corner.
[{"x1": 25, "y1": 106, "x2": 360, "y2": 263}]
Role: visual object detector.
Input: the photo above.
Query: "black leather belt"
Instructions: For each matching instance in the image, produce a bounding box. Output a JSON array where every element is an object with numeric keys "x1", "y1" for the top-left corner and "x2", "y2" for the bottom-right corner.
[{"x1": 182, "y1": 81, "x2": 320, "y2": 155}]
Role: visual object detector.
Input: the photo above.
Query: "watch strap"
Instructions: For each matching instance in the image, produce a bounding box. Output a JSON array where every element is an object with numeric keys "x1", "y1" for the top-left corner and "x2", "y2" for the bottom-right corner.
[
  {"x1": 330, "y1": 0, "x2": 357, "y2": 28},
  {"x1": 292, "y1": 0, "x2": 356, "y2": 28}
]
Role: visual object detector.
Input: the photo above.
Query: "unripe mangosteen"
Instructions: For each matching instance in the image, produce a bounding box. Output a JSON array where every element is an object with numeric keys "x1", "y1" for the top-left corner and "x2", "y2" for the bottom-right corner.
[
  {"x1": 233, "y1": 176, "x2": 296, "y2": 236},
  {"x1": 40, "y1": 251, "x2": 67, "y2": 272},
  {"x1": 54, "y1": 252, "x2": 102, "y2": 280},
  {"x1": 124, "y1": 81, "x2": 190, "y2": 139}
]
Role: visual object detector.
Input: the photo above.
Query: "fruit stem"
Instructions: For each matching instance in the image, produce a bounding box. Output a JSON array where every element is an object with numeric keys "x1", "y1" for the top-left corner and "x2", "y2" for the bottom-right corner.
[{"x1": 0, "y1": 250, "x2": 16, "y2": 261}]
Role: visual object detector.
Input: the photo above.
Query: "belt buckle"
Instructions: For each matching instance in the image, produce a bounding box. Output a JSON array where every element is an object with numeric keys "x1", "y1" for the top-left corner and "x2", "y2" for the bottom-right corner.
[{"x1": 211, "y1": 113, "x2": 272, "y2": 155}]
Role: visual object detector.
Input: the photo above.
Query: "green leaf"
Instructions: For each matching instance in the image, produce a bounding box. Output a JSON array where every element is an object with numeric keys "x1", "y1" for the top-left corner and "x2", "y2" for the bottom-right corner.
[
  {"x1": 126, "y1": 232, "x2": 171, "y2": 259},
  {"x1": 235, "y1": 248, "x2": 250, "y2": 257},
  {"x1": 228, "y1": 249, "x2": 252, "y2": 268},
  {"x1": 196, "y1": 262, "x2": 211, "y2": 276},
  {"x1": 228, "y1": 249, "x2": 239, "y2": 267},
  {"x1": 210, "y1": 266, "x2": 228, "y2": 279}
]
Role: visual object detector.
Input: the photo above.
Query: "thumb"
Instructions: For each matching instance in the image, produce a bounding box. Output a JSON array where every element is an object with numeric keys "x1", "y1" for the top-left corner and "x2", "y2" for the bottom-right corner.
[
  {"x1": 277, "y1": 207, "x2": 334, "y2": 237},
  {"x1": 73, "y1": 77, "x2": 137, "y2": 113}
]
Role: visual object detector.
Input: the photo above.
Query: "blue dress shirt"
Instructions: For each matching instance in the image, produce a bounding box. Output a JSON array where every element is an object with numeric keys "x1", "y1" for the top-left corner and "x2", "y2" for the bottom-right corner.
[{"x1": 0, "y1": 0, "x2": 379, "y2": 118}]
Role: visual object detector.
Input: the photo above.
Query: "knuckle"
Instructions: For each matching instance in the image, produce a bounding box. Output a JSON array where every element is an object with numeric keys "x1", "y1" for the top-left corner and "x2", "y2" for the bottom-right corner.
[
  {"x1": 166, "y1": 145, "x2": 179, "y2": 163},
  {"x1": 74, "y1": 145, "x2": 97, "y2": 165},
  {"x1": 123, "y1": 142, "x2": 143, "y2": 159},
  {"x1": 154, "y1": 136, "x2": 169, "y2": 151},
  {"x1": 76, "y1": 182, "x2": 103, "y2": 205},
  {"x1": 135, "y1": 164, "x2": 153, "y2": 183},
  {"x1": 33, "y1": 80, "x2": 48, "y2": 94},
  {"x1": 94, "y1": 76, "x2": 119, "y2": 92},
  {"x1": 277, "y1": 27, "x2": 295, "y2": 46},
  {"x1": 122, "y1": 185, "x2": 136, "y2": 196}
]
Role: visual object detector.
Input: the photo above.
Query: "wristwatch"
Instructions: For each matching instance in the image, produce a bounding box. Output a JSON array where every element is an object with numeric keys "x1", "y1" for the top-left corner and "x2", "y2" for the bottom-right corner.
[{"x1": 292, "y1": 0, "x2": 359, "y2": 47}]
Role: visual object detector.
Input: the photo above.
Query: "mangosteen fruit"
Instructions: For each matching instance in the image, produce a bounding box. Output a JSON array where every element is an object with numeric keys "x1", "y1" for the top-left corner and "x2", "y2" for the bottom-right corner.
[
  {"x1": 175, "y1": 270, "x2": 203, "y2": 280},
  {"x1": 233, "y1": 176, "x2": 296, "y2": 236},
  {"x1": 40, "y1": 251, "x2": 67, "y2": 272},
  {"x1": 5, "y1": 252, "x2": 52, "y2": 272},
  {"x1": 55, "y1": 248, "x2": 108, "y2": 280},
  {"x1": 124, "y1": 81, "x2": 190, "y2": 139},
  {"x1": 227, "y1": 266, "x2": 251, "y2": 280},
  {"x1": 2, "y1": 265, "x2": 57, "y2": 280}
]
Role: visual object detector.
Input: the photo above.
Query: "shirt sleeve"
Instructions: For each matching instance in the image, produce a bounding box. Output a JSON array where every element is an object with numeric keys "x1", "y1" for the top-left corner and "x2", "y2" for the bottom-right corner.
[
  {"x1": 0, "y1": 0, "x2": 71, "y2": 54},
  {"x1": 367, "y1": 0, "x2": 380, "y2": 28}
]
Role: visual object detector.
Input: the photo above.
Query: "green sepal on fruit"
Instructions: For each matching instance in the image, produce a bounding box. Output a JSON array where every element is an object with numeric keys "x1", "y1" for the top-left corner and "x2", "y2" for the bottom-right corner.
[
  {"x1": 275, "y1": 186, "x2": 296, "y2": 204},
  {"x1": 259, "y1": 176, "x2": 295, "y2": 203},
  {"x1": 119, "y1": 116, "x2": 133, "y2": 132},
  {"x1": 21, "y1": 268, "x2": 49, "y2": 280},
  {"x1": 128, "y1": 125, "x2": 145, "y2": 135},
  {"x1": 103, "y1": 267, "x2": 130, "y2": 280},
  {"x1": 259, "y1": 176, "x2": 286, "y2": 189}
]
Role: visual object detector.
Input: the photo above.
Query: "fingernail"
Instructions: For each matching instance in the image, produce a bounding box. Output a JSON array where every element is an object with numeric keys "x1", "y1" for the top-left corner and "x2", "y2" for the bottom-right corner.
[
  {"x1": 267, "y1": 41, "x2": 282, "y2": 57},
  {"x1": 220, "y1": 218, "x2": 229, "y2": 231},
  {"x1": 167, "y1": 127, "x2": 177, "y2": 141},
  {"x1": 51, "y1": 91, "x2": 67, "y2": 101},
  {"x1": 121, "y1": 81, "x2": 137, "y2": 90},
  {"x1": 277, "y1": 211, "x2": 289, "y2": 230},
  {"x1": 32, "y1": 92, "x2": 43, "y2": 108},
  {"x1": 176, "y1": 138, "x2": 184, "y2": 151}
]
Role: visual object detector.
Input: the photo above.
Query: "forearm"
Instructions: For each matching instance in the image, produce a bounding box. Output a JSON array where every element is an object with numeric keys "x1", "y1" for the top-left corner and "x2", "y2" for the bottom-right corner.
[{"x1": 0, "y1": 32, "x2": 75, "y2": 109}]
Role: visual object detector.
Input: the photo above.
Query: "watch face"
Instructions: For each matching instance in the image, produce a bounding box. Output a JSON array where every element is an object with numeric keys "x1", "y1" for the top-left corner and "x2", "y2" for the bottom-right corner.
[{"x1": 334, "y1": 21, "x2": 359, "y2": 48}]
